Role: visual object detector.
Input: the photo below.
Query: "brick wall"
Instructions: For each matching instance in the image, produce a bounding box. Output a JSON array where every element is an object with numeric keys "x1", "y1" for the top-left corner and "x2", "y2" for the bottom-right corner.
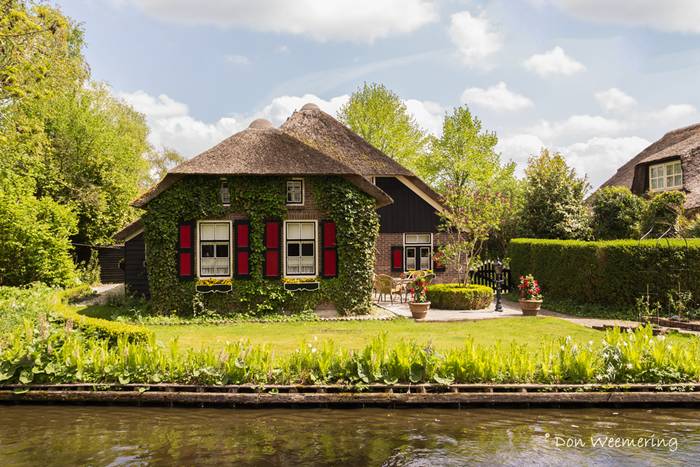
[{"x1": 375, "y1": 232, "x2": 459, "y2": 283}]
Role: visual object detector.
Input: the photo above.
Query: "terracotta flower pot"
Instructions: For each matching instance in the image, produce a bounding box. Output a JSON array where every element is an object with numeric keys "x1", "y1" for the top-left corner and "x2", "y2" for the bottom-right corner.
[
  {"x1": 409, "y1": 301, "x2": 430, "y2": 319},
  {"x1": 519, "y1": 299, "x2": 542, "y2": 316}
]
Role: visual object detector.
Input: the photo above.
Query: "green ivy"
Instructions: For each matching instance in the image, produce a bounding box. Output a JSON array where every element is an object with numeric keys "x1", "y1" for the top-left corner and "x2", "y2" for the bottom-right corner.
[{"x1": 141, "y1": 175, "x2": 379, "y2": 316}]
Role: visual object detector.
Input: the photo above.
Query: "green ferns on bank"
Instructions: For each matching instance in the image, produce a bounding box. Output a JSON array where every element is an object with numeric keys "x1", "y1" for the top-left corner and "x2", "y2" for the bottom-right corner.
[{"x1": 1, "y1": 322, "x2": 698, "y2": 385}]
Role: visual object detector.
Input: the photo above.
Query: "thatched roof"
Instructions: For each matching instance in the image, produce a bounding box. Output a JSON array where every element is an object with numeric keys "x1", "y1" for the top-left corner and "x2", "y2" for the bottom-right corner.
[
  {"x1": 133, "y1": 122, "x2": 392, "y2": 208},
  {"x1": 114, "y1": 218, "x2": 143, "y2": 243},
  {"x1": 599, "y1": 123, "x2": 700, "y2": 210},
  {"x1": 280, "y1": 104, "x2": 443, "y2": 206}
]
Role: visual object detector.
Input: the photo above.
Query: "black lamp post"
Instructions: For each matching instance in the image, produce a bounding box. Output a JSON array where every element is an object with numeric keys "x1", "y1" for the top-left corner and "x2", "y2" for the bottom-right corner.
[{"x1": 494, "y1": 258, "x2": 504, "y2": 312}]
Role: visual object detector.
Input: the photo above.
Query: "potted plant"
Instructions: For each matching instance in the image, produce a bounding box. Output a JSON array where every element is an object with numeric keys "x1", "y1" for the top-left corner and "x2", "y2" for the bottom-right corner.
[
  {"x1": 408, "y1": 274, "x2": 432, "y2": 319},
  {"x1": 517, "y1": 274, "x2": 543, "y2": 316}
]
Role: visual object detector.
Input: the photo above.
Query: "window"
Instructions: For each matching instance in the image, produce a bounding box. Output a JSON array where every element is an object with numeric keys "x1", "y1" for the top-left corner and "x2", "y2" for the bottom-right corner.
[
  {"x1": 220, "y1": 179, "x2": 230, "y2": 205},
  {"x1": 285, "y1": 221, "x2": 316, "y2": 275},
  {"x1": 287, "y1": 179, "x2": 304, "y2": 205},
  {"x1": 649, "y1": 161, "x2": 683, "y2": 192},
  {"x1": 199, "y1": 222, "x2": 230, "y2": 277},
  {"x1": 404, "y1": 233, "x2": 432, "y2": 271}
]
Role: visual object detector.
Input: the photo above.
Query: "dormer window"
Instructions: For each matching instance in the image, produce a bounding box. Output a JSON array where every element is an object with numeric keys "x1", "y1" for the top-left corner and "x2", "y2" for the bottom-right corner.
[
  {"x1": 220, "y1": 179, "x2": 230, "y2": 205},
  {"x1": 649, "y1": 160, "x2": 682, "y2": 192},
  {"x1": 287, "y1": 179, "x2": 304, "y2": 205}
]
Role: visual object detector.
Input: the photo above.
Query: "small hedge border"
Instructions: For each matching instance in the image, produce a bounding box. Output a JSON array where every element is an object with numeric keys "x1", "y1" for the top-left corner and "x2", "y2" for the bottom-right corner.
[
  {"x1": 427, "y1": 284, "x2": 494, "y2": 310},
  {"x1": 51, "y1": 287, "x2": 152, "y2": 343},
  {"x1": 508, "y1": 238, "x2": 700, "y2": 311}
]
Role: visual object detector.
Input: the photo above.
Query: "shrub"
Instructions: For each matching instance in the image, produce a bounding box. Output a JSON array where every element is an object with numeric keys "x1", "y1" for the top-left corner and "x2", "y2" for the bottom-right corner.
[
  {"x1": 51, "y1": 305, "x2": 152, "y2": 343},
  {"x1": 0, "y1": 284, "x2": 56, "y2": 339},
  {"x1": 509, "y1": 238, "x2": 700, "y2": 313},
  {"x1": 427, "y1": 284, "x2": 493, "y2": 310},
  {"x1": 642, "y1": 190, "x2": 686, "y2": 237},
  {"x1": 591, "y1": 186, "x2": 647, "y2": 239}
]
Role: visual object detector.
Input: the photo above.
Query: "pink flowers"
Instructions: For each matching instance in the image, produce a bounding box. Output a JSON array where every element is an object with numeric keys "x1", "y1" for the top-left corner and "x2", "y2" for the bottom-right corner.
[{"x1": 518, "y1": 274, "x2": 543, "y2": 300}]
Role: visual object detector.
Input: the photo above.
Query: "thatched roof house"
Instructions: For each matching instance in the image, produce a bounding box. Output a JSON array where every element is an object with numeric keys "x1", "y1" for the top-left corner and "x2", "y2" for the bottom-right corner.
[
  {"x1": 599, "y1": 123, "x2": 700, "y2": 212},
  {"x1": 114, "y1": 103, "x2": 450, "y2": 313}
]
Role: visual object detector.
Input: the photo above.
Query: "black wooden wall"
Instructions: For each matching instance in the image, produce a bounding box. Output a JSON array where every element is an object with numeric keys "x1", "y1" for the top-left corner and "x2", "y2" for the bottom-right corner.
[
  {"x1": 124, "y1": 233, "x2": 150, "y2": 297},
  {"x1": 97, "y1": 247, "x2": 124, "y2": 283},
  {"x1": 375, "y1": 177, "x2": 440, "y2": 233}
]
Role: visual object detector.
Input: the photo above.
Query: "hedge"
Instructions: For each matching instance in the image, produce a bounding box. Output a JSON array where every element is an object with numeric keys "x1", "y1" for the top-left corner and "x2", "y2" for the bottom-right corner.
[
  {"x1": 427, "y1": 284, "x2": 494, "y2": 310},
  {"x1": 508, "y1": 238, "x2": 700, "y2": 308},
  {"x1": 50, "y1": 287, "x2": 152, "y2": 343}
]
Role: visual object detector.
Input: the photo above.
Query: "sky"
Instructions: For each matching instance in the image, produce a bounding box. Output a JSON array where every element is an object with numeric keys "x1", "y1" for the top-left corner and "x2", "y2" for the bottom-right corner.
[{"x1": 59, "y1": 0, "x2": 700, "y2": 188}]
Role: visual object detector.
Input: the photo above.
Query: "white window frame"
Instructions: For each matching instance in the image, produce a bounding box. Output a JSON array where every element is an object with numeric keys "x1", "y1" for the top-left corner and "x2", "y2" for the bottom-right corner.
[
  {"x1": 220, "y1": 178, "x2": 230, "y2": 206},
  {"x1": 403, "y1": 233, "x2": 433, "y2": 272},
  {"x1": 649, "y1": 160, "x2": 683, "y2": 192},
  {"x1": 286, "y1": 178, "x2": 304, "y2": 206},
  {"x1": 196, "y1": 220, "x2": 232, "y2": 278},
  {"x1": 283, "y1": 220, "x2": 317, "y2": 277}
]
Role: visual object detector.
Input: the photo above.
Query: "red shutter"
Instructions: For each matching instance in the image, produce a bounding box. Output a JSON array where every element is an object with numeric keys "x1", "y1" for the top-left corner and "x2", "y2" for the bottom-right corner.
[
  {"x1": 391, "y1": 246, "x2": 403, "y2": 272},
  {"x1": 321, "y1": 220, "x2": 338, "y2": 278},
  {"x1": 234, "y1": 220, "x2": 251, "y2": 278},
  {"x1": 177, "y1": 222, "x2": 195, "y2": 279},
  {"x1": 263, "y1": 220, "x2": 281, "y2": 278}
]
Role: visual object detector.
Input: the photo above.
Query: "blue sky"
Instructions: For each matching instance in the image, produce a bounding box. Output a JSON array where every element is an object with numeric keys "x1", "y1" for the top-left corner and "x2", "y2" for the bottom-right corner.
[{"x1": 61, "y1": 0, "x2": 700, "y2": 188}]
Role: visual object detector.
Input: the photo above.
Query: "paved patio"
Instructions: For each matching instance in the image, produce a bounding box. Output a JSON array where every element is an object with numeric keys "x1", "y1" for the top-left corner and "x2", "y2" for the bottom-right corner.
[{"x1": 377, "y1": 297, "x2": 643, "y2": 330}]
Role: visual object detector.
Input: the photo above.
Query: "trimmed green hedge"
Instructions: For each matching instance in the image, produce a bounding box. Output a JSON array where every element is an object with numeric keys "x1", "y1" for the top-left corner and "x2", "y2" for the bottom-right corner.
[
  {"x1": 508, "y1": 238, "x2": 700, "y2": 308},
  {"x1": 51, "y1": 305, "x2": 152, "y2": 343},
  {"x1": 427, "y1": 284, "x2": 494, "y2": 310}
]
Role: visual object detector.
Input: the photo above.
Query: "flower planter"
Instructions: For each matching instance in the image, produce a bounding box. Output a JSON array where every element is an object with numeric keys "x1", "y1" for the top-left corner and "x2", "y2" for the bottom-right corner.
[
  {"x1": 284, "y1": 282, "x2": 320, "y2": 292},
  {"x1": 519, "y1": 299, "x2": 542, "y2": 316},
  {"x1": 409, "y1": 301, "x2": 430, "y2": 320},
  {"x1": 195, "y1": 284, "x2": 232, "y2": 293}
]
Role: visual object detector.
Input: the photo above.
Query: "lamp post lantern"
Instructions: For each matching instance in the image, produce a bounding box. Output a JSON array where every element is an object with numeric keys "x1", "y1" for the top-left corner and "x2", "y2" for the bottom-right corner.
[{"x1": 494, "y1": 258, "x2": 504, "y2": 312}]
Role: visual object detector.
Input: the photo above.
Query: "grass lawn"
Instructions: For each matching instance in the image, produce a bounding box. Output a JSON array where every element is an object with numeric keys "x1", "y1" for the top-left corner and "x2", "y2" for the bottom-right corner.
[{"x1": 148, "y1": 316, "x2": 604, "y2": 354}]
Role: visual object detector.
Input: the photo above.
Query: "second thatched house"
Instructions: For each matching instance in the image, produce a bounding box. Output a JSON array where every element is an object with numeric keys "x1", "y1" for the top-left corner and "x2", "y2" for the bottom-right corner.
[
  {"x1": 114, "y1": 103, "x2": 449, "y2": 314},
  {"x1": 599, "y1": 123, "x2": 700, "y2": 213}
]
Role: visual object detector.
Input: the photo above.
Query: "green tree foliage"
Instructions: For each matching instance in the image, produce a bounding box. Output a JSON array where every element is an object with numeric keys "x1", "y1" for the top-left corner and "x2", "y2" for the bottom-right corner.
[
  {"x1": 642, "y1": 190, "x2": 686, "y2": 237},
  {"x1": 36, "y1": 83, "x2": 151, "y2": 243},
  {"x1": 144, "y1": 147, "x2": 184, "y2": 187},
  {"x1": 591, "y1": 186, "x2": 647, "y2": 240},
  {"x1": 429, "y1": 107, "x2": 519, "y2": 280},
  {"x1": 0, "y1": 183, "x2": 77, "y2": 286},
  {"x1": 522, "y1": 149, "x2": 591, "y2": 240},
  {"x1": 338, "y1": 82, "x2": 429, "y2": 174},
  {"x1": 1, "y1": 1, "x2": 154, "y2": 285}
]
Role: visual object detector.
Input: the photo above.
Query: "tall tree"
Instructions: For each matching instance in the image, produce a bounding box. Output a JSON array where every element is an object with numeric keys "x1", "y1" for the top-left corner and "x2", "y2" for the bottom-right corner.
[
  {"x1": 144, "y1": 147, "x2": 184, "y2": 187},
  {"x1": 338, "y1": 82, "x2": 429, "y2": 174},
  {"x1": 522, "y1": 149, "x2": 591, "y2": 240}
]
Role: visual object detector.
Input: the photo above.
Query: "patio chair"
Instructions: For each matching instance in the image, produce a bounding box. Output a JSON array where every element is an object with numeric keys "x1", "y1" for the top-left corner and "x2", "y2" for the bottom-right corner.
[{"x1": 374, "y1": 274, "x2": 403, "y2": 304}]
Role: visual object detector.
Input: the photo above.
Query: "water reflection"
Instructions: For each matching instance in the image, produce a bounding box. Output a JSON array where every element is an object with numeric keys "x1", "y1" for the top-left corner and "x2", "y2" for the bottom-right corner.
[{"x1": 0, "y1": 406, "x2": 697, "y2": 466}]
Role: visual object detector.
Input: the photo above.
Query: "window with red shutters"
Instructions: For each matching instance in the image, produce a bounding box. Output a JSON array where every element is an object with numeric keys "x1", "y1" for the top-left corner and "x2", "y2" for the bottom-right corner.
[
  {"x1": 321, "y1": 220, "x2": 337, "y2": 278},
  {"x1": 234, "y1": 220, "x2": 251, "y2": 278},
  {"x1": 177, "y1": 222, "x2": 195, "y2": 279},
  {"x1": 263, "y1": 220, "x2": 282, "y2": 278},
  {"x1": 390, "y1": 245, "x2": 403, "y2": 272}
]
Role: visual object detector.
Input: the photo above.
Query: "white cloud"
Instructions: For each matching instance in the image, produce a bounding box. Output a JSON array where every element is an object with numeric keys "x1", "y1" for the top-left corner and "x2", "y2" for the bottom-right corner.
[
  {"x1": 496, "y1": 133, "x2": 546, "y2": 173},
  {"x1": 224, "y1": 54, "x2": 251, "y2": 65},
  {"x1": 118, "y1": 90, "x2": 443, "y2": 157},
  {"x1": 460, "y1": 82, "x2": 533, "y2": 112},
  {"x1": 528, "y1": 114, "x2": 627, "y2": 142},
  {"x1": 404, "y1": 99, "x2": 444, "y2": 135},
  {"x1": 449, "y1": 10, "x2": 502, "y2": 66},
  {"x1": 125, "y1": 0, "x2": 438, "y2": 42},
  {"x1": 652, "y1": 104, "x2": 697, "y2": 123},
  {"x1": 546, "y1": 0, "x2": 700, "y2": 34},
  {"x1": 563, "y1": 136, "x2": 650, "y2": 187},
  {"x1": 524, "y1": 46, "x2": 586, "y2": 76},
  {"x1": 595, "y1": 88, "x2": 636, "y2": 113}
]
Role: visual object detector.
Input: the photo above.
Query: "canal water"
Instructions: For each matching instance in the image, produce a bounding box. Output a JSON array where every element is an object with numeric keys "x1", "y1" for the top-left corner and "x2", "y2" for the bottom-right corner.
[{"x1": 0, "y1": 406, "x2": 698, "y2": 465}]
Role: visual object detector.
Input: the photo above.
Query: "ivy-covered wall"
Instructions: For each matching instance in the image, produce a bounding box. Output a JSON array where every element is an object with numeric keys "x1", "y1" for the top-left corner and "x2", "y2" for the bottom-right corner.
[{"x1": 142, "y1": 175, "x2": 379, "y2": 316}]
